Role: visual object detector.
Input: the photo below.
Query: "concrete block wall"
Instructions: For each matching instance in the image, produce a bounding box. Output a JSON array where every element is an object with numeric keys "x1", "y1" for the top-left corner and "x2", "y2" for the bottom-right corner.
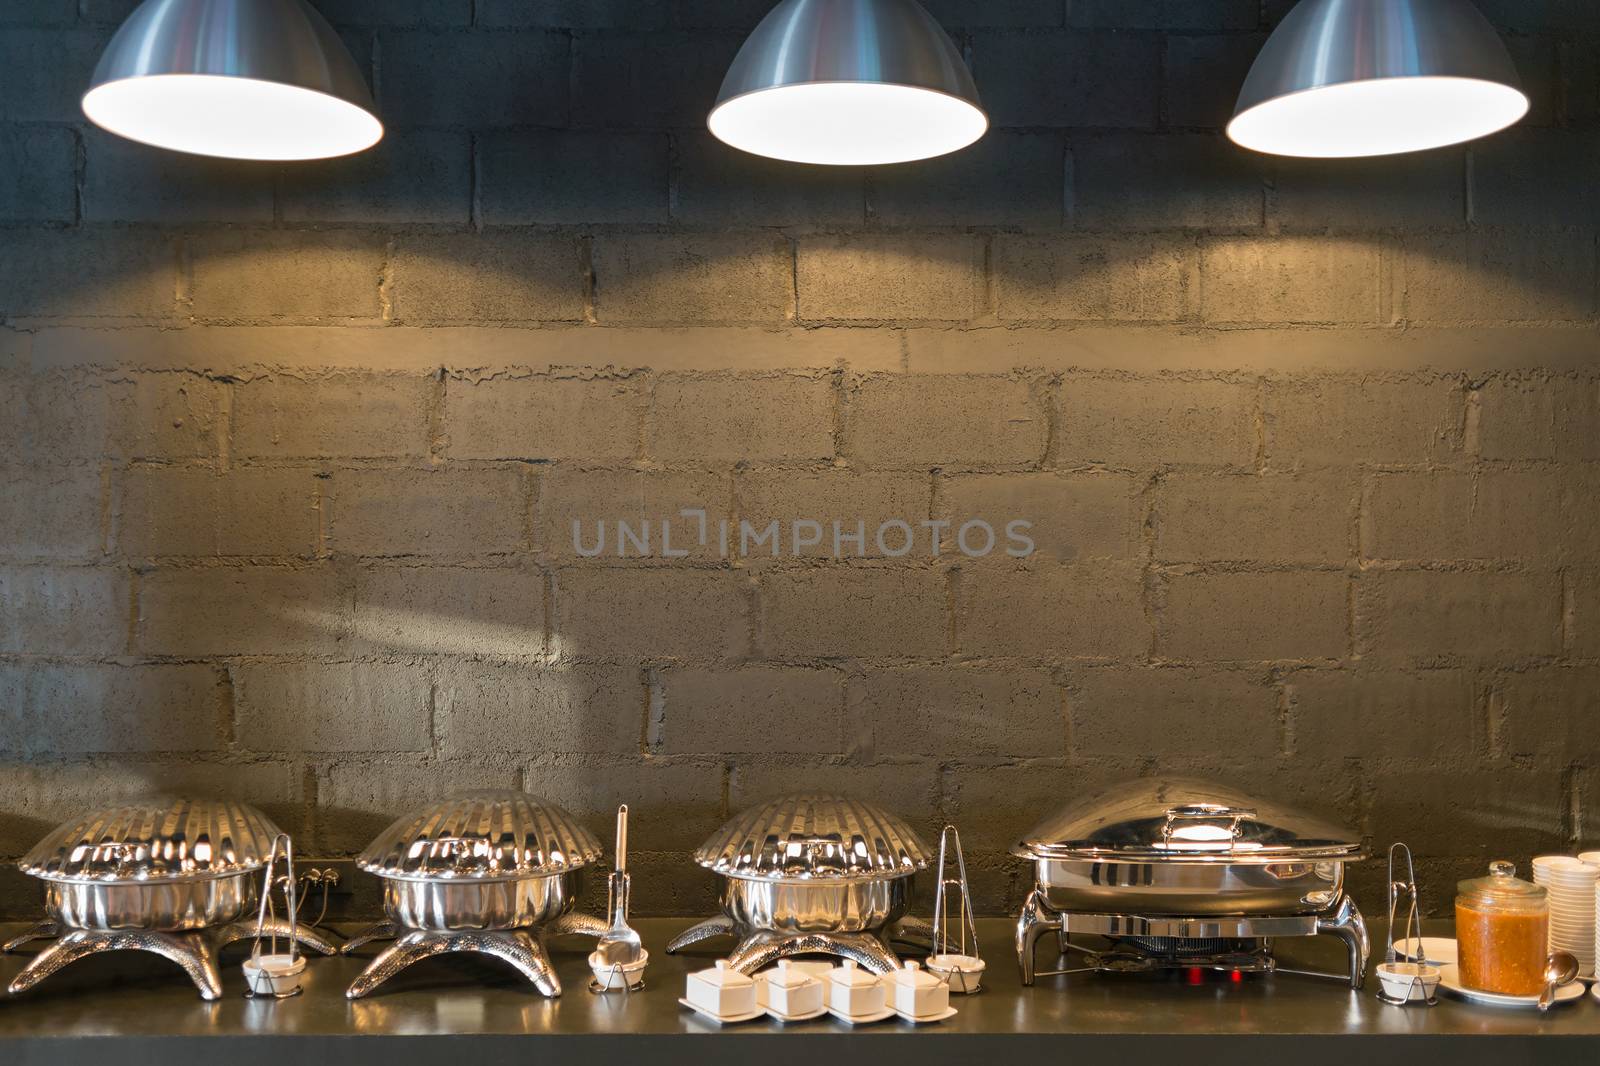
[{"x1": 2, "y1": 0, "x2": 1599, "y2": 917}]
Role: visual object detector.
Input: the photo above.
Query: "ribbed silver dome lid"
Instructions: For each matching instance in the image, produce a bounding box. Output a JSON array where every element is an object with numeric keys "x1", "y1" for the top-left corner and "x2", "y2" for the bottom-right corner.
[
  {"x1": 694, "y1": 793, "x2": 931, "y2": 882},
  {"x1": 1013, "y1": 777, "x2": 1364, "y2": 864},
  {"x1": 20, "y1": 799, "x2": 283, "y2": 884},
  {"x1": 357, "y1": 790, "x2": 602, "y2": 882}
]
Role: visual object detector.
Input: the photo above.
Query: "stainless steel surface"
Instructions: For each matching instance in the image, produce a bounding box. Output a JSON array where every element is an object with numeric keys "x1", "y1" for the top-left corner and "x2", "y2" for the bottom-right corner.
[
  {"x1": 1231, "y1": 0, "x2": 1522, "y2": 151},
  {"x1": 593, "y1": 805, "x2": 643, "y2": 969},
  {"x1": 1014, "y1": 777, "x2": 1365, "y2": 863},
  {"x1": 89, "y1": 0, "x2": 376, "y2": 115},
  {"x1": 674, "y1": 793, "x2": 928, "y2": 973},
  {"x1": 1031, "y1": 856, "x2": 1345, "y2": 914},
  {"x1": 719, "y1": 870, "x2": 911, "y2": 934},
  {"x1": 377, "y1": 870, "x2": 582, "y2": 932},
  {"x1": 7, "y1": 915, "x2": 335, "y2": 1001},
  {"x1": 41, "y1": 872, "x2": 256, "y2": 931},
  {"x1": 4, "y1": 918, "x2": 1598, "y2": 1063},
  {"x1": 694, "y1": 792, "x2": 931, "y2": 882},
  {"x1": 358, "y1": 791, "x2": 602, "y2": 882},
  {"x1": 713, "y1": 0, "x2": 981, "y2": 113},
  {"x1": 1013, "y1": 780, "x2": 1371, "y2": 991},
  {"x1": 21, "y1": 798, "x2": 285, "y2": 884}
]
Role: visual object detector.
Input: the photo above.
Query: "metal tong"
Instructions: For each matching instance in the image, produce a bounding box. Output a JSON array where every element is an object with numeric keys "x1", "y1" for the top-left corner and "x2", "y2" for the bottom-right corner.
[{"x1": 931, "y1": 824, "x2": 980, "y2": 965}]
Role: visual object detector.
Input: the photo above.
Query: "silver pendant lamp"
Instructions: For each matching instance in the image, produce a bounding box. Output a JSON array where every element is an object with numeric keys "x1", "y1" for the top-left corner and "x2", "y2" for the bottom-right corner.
[
  {"x1": 83, "y1": 0, "x2": 383, "y2": 161},
  {"x1": 708, "y1": 0, "x2": 987, "y2": 166},
  {"x1": 1228, "y1": 0, "x2": 1527, "y2": 158}
]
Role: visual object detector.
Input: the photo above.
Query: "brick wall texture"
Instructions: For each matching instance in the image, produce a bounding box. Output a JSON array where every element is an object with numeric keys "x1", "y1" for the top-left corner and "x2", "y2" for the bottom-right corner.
[{"x1": 2, "y1": 0, "x2": 1600, "y2": 917}]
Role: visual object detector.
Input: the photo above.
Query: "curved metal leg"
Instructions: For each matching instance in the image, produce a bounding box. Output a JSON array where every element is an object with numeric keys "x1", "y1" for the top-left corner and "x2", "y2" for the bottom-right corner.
[
  {"x1": 2, "y1": 920, "x2": 59, "y2": 953},
  {"x1": 346, "y1": 929, "x2": 562, "y2": 999},
  {"x1": 347, "y1": 930, "x2": 447, "y2": 999},
  {"x1": 216, "y1": 916, "x2": 338, "y2": 956},
  {"x1": 665, "y1": 915, "x2": 736, "y2": 954},
  {"x1": 890, "y1": 916, "x2": 935, "y2": 949},
  {"x1": 338, "y1": 920, "x2": 398, "y2": 956},
  {"x1": 1015, "y1": 887, "x2": 1061, "y2": 987},
  {"x1": 725, "y1": 930, "x2": 901, "y2": 976},
  {"x1": 1317, "y1": 895, "x2": 1370, "y2": 991},
  {"x1": 545, "y1": 911, "x2": 607, "y2": 939},
  {"x1": 470, "y1": 930, "x2": 561, "y2": 998},
  {"x1": 9, "y1": 929, "x2": 223, "y2": 1001}
]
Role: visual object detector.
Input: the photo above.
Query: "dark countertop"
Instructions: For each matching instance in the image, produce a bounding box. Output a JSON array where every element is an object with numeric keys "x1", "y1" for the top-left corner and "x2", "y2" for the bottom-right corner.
[{"x1": 2, "y1": 919, "x2": 1598, "y2": 1066}]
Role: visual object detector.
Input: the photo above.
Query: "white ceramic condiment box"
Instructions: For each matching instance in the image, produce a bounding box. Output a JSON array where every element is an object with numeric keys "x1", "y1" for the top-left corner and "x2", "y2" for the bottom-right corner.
[
  {"x1": 888, "y1": 960, "x2": 949, "y2": 1019},
  {"x1": 685, "y1": 960, "x2": 757, "y2": 1017},
  {"x1": 760, "y1": 960, "x2": 823, "y2": 1017},
  {"x1": 828, "y1": 959, "x2": 886, "y2": 1016}
]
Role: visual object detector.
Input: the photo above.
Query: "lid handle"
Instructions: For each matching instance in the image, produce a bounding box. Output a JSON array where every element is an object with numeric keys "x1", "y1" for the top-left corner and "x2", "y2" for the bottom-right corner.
[{"x1": 1161, "y1": 803, "x2": 1256, "y2": 847}]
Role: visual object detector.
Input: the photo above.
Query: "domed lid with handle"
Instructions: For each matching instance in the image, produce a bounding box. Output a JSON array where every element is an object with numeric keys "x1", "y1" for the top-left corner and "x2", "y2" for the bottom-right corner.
[
  {"x1": 694, "y1": 792, "x2": 931, "y2": 882},
  {"x1": 357, "y1": 790, "x2": 602, "y2": 882},
  {"x1": 1012, "y1": 777, "x2": 1365, "y2": 864},
  {"x1": 1457, "y1": 860, "x2": 1548, "y2": 913},
  {"x1": 20, "y1": 798, "x2": 283, "y2": 884}
]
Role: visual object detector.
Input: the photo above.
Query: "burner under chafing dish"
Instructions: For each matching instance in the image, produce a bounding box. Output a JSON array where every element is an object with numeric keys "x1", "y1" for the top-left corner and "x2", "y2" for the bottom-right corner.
[{"x1": 1122, "y1": 935, "x2": 1250, "y2": 958}]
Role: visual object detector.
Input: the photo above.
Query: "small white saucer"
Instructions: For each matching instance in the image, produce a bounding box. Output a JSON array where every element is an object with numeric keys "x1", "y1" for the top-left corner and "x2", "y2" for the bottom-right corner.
[
  {"x1": 766, "y1": 1003, "x2": 828, "y2": 1023},
  {"x1": 1437, "y1": 965, "x2": 1584, "y2": 1009},
  {"x1": 827, "y1": 1005, "x2": 896, "y2": 1026},
  {"x1": 678, "y1": 998, "x2": 765, "y2": 1025},
  {"x1": 1390, "y1": 936, "x2": 1458, "y2": 967},
  {"x1": 896, "y1": 1004, "x2": 958, "y2": 1024}
]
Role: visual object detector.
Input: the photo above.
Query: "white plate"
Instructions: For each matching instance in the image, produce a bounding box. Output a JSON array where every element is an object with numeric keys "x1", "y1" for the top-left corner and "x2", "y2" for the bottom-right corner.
[
  {"x1": 1437, "y1": 965, "x2": 1584, "y2": 1008},
  {"x1": 827, "y1": 1005, "x2": 897, "y2": 1025},
  {"x1": 1391, "y1": 936, "x2": 1458, "y2": 967},
  {"x1": 678, "y1": 998, "x2": 766, "y2": 1025},
  {"x1": 895, "y1": 1004, "x2": 958, "y2": 1024},
  {"x1": 766, "y1": 1003, "x2": 828, "y2": 1024}
]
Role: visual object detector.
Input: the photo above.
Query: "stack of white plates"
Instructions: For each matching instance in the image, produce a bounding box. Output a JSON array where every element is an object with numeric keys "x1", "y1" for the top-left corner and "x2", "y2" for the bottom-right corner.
[{"x1": 1533, "y1": 855, "x2": 1598, "y2": 978}]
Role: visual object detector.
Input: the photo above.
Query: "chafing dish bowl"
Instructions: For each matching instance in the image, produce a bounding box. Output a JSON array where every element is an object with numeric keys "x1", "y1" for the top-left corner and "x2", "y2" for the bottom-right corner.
[
  {"x1": 666, "y1": 792, "x2": 933, "y2": 974},
  {"x1": 4, "y1": 798, "x2": 335, "y2": 1000},
  {"x1": 342, "y1": 790, "x2": 608, "y2": 998},
  {"x1": 1013, "y1": 777, "x2": 1369, "y2": 988}
]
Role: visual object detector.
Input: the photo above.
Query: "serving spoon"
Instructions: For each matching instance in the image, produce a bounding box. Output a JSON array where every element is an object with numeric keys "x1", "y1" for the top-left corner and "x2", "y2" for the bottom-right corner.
[
  {"x1": 593, "y1": 805, "x2": 644, "y2": 969},
  {"x1": 1538, "y1": 950, "x2": 1579, "y2": 1012}
]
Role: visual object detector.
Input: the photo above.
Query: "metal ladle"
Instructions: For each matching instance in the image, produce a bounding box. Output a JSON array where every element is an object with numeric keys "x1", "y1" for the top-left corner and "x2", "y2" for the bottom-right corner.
[{"x1": 1538, "y1": 951, "x2": 1579, "y2": 1012}]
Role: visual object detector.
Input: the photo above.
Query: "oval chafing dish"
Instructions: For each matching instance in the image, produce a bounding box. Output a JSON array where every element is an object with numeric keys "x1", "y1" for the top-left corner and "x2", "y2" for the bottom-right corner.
[
  {"x1": 4, "y1": 798, "x2": 335, "y2": 1000},
  {"x1": 341, "y1": 789, "x2": 607, "y2": 999},
  {"x1": 665, "y1": 792, "x2": 933, "y2": 974},
  {"x1": 1012, "y1": 777, "x2": 1369, "y2": 988}
]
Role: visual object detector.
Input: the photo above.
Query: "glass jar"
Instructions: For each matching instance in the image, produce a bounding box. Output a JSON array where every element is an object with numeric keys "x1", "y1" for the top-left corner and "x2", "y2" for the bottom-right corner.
[{"x1": 1455, "y1": 860, "x2": 1549, "y2": 996}]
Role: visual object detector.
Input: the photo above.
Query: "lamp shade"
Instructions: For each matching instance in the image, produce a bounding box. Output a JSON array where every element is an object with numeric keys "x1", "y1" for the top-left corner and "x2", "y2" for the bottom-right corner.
[
  {"x1": 1228, "y1": 0, "x2": 1527, "y2": 158},
  {"x1": 708, "y1": 0, "x2": 987, "y2": 166},
  {"x1": 83, "y1": 0, "x2": 382, "y2": 161}
]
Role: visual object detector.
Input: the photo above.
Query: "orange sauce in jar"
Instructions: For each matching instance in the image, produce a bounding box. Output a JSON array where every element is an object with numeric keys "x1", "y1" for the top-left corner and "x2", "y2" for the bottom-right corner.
[{"x1": 1455, "y1": 900, "x2": 1548, "y2": 996}]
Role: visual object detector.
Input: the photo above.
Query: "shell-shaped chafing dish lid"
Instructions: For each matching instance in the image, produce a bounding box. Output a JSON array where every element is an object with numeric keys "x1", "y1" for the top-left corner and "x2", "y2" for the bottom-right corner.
[
  {"x1": 1013, "y1": 777, "x2": 1365, "y2": 864},
  {"x1": 20, "y1": 798, "x2": 283, "y2": 884},
  {"x1": 358, "y1": 790, "x2": 602, "y2": 882},
  {"x1": 695, "y1": 792, "x2": 931, "y2": 882}
]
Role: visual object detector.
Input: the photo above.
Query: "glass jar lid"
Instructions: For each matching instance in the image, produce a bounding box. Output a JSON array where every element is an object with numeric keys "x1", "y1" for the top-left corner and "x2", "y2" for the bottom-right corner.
[{"x1": 1457, "y1": 860, "x2": 1548, "y2": 908}]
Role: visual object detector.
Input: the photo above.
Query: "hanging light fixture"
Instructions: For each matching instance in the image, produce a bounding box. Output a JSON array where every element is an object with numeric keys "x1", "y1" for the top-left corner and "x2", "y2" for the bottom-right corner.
[
  {"x1": 708, "y1": 0, "x2": 987, "y2": 166},
  {"x1": 1228, "y1": 0, "x2": 1527, "y2": 158},
  {"x1": 83, "y1": 0, "x2": 382, "y2": 161}
]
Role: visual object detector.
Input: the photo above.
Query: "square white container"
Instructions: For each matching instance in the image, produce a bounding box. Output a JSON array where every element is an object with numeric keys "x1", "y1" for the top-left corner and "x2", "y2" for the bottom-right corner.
[
  {"x1": 685, "y1": 960, "x2": 757, "y2": 1017},
  {"x1": 827, "y1": 959, "x2": 886, "y2": 1016},
  {"x1": 761, "y1": 960, "x2": 823, "y2": 1017},
  {"x1": 888, "y1": 960, "x2": 949, "y2": 1019}
]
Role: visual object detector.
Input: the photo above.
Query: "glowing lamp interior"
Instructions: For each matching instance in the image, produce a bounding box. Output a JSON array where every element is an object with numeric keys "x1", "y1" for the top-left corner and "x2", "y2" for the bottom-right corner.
[
  {"x1": 1228, "y1": 75, "x2": 1528, "y2": 158},
  {"x1": 83, "y1": 74, "x2": 384, "y2": 161},
  {"x1": 709, "y1": 81, "x2": 987, "y2": 165}
]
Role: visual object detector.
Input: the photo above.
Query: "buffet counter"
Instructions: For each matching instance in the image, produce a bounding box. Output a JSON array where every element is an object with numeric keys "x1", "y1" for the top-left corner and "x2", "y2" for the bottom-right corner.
[{"x1": 2, "y1": 918, "x2": 1597, "y2": 1066}]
